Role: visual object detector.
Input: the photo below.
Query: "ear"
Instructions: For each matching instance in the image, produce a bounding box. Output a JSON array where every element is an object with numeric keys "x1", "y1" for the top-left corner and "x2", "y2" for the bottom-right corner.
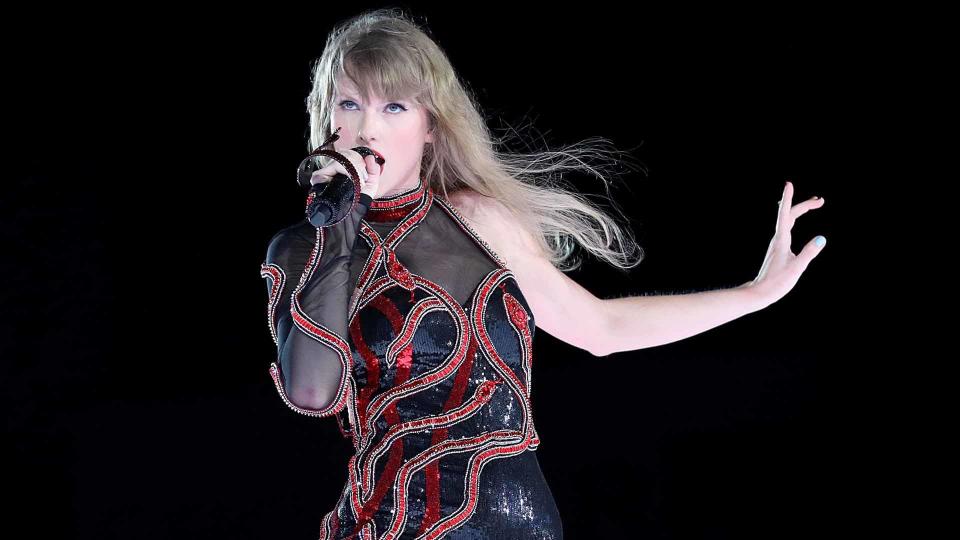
[{"x1": 425, "y1": 116, "x2": 436, "y2": 143}]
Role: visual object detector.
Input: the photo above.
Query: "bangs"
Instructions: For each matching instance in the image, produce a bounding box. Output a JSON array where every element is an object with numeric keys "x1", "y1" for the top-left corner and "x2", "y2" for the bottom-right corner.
[{"x1": 338, "y1": 45, "x2": 428, "y2": 104}]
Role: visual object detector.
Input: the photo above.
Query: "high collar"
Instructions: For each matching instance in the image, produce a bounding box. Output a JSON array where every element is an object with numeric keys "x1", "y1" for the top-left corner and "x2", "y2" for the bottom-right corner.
[{"x1": 366, "y1": 174, "x2": 431, "y2": 223}]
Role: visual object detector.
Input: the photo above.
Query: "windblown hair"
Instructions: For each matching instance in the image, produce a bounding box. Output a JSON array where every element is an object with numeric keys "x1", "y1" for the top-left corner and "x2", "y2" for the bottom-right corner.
[{"x1": 306, "y1": 8, "x2": 646, "y2": 272}]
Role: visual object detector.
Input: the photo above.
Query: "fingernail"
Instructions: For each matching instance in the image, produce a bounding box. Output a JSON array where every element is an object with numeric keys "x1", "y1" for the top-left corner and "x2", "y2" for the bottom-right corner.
[{"x1": 815, "y1": 235, "x2": 826, "y2": 247}]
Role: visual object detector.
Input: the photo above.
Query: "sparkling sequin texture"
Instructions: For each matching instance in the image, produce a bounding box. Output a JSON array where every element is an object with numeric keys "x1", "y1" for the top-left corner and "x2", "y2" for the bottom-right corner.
[{"x1": 262, "y1": 175, "x2": 562, "y2": 539}]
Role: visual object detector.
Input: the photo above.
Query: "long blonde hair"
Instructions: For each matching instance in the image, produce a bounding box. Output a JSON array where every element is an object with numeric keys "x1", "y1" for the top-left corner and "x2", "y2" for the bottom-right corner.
[{"x1": 306, "y1": 8, "x2": 646, "y2": 272}]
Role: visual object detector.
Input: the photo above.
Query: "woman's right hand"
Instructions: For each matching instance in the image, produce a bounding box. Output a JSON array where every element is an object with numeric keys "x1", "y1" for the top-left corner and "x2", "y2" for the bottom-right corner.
[{"x1": 309, "y1": 148, "x2": 382, "y2": 199}]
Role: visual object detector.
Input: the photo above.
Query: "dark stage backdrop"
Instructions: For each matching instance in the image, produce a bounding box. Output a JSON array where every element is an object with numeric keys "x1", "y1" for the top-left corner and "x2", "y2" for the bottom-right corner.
[{"x1": 5, "y1": 6, "x2": 893, "y2": 540}]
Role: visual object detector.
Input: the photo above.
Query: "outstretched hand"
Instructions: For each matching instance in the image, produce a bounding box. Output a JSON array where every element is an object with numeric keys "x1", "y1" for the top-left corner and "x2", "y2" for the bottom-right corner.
[{"x1": 749, "y1": 181, "x2": 827, "y2": 306}]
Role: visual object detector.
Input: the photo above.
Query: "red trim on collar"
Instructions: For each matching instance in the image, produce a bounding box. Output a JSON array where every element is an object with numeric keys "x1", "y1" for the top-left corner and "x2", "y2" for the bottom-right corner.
[{"x1": 366, "y1": 175, "x2": 430, "y2": 222}]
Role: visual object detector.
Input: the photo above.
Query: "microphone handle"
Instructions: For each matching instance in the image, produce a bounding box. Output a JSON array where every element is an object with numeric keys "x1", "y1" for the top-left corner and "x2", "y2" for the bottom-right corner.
[
  {"x1": 306, "y1": 172, "x2": 357, "y2": 228},
  {"x1": 298, "y1": 142, "x2": 384, "y2": 228}
]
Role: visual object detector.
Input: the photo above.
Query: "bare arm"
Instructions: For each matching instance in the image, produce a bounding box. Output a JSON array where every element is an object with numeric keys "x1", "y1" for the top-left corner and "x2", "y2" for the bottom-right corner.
[
  {"x1": 594, "y1": 282, "x2": 768, "y2": 356},
  {"x1": 456, "y1": 181, "x2": 827, "y2": 357}
]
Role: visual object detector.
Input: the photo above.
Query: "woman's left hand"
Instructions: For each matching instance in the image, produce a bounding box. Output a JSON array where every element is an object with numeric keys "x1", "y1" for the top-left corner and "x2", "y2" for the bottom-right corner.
[{"x1": 748, "y1": 181, "x2": 827, "y2": 306}]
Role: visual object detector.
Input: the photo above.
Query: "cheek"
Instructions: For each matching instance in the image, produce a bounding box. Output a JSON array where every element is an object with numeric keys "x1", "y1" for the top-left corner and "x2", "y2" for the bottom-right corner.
[
  {"x1": 393, "y1": 139, "x2": 421, "y2": 162},
  {"x1": 330, "y1": 114, "x2": 355, "y2": 134}
]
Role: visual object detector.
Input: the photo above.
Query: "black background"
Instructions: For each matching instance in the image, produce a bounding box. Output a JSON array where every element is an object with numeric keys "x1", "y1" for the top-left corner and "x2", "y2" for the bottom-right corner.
[{"x1": 4, "y1": 4, "x2": 909, "y2": 539}]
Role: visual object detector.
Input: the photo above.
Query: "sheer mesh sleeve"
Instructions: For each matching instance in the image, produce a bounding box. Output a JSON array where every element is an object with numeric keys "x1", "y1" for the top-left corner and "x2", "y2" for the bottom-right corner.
[{"x1": 260, "y1": 192, "x2": 372, "y2": 420}]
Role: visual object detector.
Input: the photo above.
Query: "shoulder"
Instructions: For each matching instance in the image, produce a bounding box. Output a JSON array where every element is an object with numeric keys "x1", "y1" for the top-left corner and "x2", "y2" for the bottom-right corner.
[
  {"x1": 265, "y1": 221, "x2": 316, "y2": 263},
  {"x1": 443, "y1": 188, "x2": 484, "y2": 222},
  {"x1": 445, "y1": 188, "x2": 546, "y2": 265}
]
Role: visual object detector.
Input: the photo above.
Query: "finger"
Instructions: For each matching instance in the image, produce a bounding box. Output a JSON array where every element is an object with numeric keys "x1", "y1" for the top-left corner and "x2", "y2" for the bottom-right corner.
[
  {"x1": 364, "y1": 154, "x2": 382, "y2": 176},
  {"x1": 789, "y1": 196, "x2": 825, "y2": 219},
  {"x1": 347, "y1": 151, "x2": 378, "y2": 185},
  {"x1": 310, "y1": 159, "x2": 346, "y2": 185},
  {"x1": 774, "y1": 182, "x2": 792, "y2": 236},
  {"x1": 796, "y1": 234, "x2": 827, "y2": 270},
  {"x1": 341, "y1": 148, "x2": 370, "y2": 189},
  {"x1": 310, "y1": 152, "x2": 362, "y2": 186},
  {"x1": 778, "y1": 181, "x2": 794, "y2": 221},
  {"x1": 310, "y1": 169, "x2": 330, "y2": 186},
  {"x1": 346, "y1": 153, "x2": 371, "y2": 188}
]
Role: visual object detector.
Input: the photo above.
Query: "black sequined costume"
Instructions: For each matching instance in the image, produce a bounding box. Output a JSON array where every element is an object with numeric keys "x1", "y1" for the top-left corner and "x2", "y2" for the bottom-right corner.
[{"x1": 261, "y1": 175, "x2": 563, "y2": 539}]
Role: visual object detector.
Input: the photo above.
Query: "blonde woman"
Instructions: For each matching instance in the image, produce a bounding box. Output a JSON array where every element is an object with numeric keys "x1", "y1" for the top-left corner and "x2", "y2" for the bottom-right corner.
[{"x1": 260, "y1": 8, "x2": 825, "y2": 540}]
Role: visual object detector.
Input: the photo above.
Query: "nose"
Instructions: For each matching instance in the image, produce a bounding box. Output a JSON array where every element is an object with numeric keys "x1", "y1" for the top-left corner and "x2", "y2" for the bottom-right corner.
[{"x1": 357, "y1": 111, "x2": 379, "y2": 146}]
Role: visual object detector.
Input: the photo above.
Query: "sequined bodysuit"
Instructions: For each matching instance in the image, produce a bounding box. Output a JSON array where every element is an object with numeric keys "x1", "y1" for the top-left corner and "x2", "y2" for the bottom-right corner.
[{"x1": 261, "y1": 175, "x2": 563, "y2": 539}]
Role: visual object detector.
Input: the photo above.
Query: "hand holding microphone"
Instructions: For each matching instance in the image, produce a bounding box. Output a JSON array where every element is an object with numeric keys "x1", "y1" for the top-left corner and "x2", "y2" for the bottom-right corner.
[
  {"x1": 297, "y1": 126, "x2": 386, "y2": 227},
  {"x1": 310, "y1": 148, "x2": 382, "y2": 198}
]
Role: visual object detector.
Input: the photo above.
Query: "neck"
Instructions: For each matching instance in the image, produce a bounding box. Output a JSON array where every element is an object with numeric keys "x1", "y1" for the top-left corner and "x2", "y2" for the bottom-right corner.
[{"x1": 366, "y1": 173, "x2": 430, "y2": 223}]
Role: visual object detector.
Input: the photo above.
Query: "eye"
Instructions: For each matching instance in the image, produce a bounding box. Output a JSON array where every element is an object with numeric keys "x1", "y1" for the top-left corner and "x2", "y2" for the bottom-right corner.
[{"x1": 338, "y1": 100, "x2": 408, "y2": 113}]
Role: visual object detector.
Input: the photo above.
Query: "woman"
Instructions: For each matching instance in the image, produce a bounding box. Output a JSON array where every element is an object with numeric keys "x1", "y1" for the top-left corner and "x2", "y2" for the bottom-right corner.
[{"x1": 260, "y1": 9, "x2": 826, "y2": 539}]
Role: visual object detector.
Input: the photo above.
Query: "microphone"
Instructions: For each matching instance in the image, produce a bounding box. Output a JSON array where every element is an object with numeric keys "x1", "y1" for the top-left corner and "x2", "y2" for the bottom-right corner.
[{"x1": 296, "y1": 127, "x2": 385, "y2": 228}]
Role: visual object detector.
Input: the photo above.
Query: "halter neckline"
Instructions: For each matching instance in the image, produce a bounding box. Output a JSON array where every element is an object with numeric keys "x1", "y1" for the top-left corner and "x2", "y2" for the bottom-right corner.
[{"x1": 366, "y1": 174, "x2": 431, "y2": 223}]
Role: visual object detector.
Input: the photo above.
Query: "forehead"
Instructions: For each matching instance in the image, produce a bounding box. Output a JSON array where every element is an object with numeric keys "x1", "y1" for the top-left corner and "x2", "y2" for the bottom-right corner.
[
  {"x1": 334, "y1": 78, "x2": 417, "y2": 103},
  {"x1": 334, "y1": 79, "x2": 360, "y2": 93},
  {"x1": 335, "y1": 79, "x2": 377, "y2": 97}
]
